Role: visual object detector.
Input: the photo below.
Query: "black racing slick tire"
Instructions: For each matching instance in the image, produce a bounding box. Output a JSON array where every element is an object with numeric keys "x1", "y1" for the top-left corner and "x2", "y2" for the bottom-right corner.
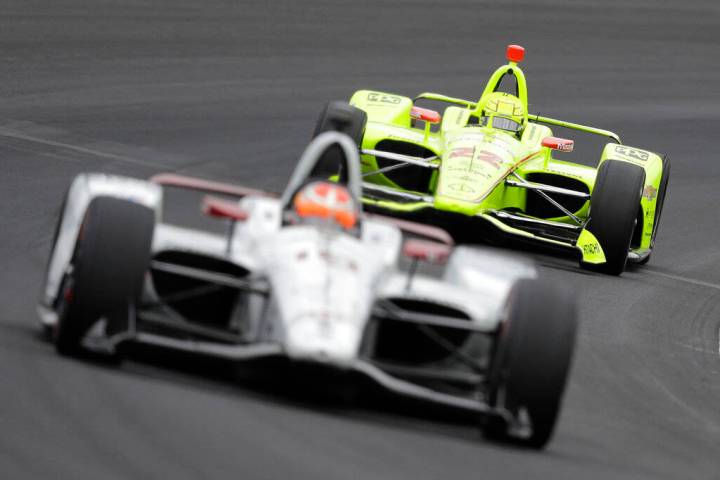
[
  {"x1": 581, "y1": 159, "x2": 646, "y2": 275},
  {"x1": 485, "y1": 279, "x2": 578, "y2": 449},
  {"x1": 54, "y1": 196, "x2": 155, "y2": 356},
  {"x1": 313, "y1": 101, "x2": 367, "y2": 144},
  {"x1": 311, "y1": 101, "x2": 367, "y2": 179}
]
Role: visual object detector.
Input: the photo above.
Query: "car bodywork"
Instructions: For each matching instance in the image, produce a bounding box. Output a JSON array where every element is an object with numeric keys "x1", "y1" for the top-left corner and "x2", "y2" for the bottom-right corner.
[
  {"x1": 346, "y1": 47, "x2": 667, "y2": 266},
  {"x1": 38, "y1": 132, "x2": 542, "y2": 419}
]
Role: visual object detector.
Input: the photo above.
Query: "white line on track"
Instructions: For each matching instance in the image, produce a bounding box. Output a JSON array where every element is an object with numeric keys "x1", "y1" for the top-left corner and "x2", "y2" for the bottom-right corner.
[
  {"x1": 0, "y1": 127, "x2": 173, "y2": 169},
  {"x1": 643, "y1": 269, "x2": 720, "y2": 291}
]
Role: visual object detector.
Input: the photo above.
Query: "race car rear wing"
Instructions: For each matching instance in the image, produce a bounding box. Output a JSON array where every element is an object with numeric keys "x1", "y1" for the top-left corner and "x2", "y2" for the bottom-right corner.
[
  {"x1": 413, "y1": 92, "x2": 622, "y2": 144},
  {"x1": 151, "y1": 173, "x2": 274, "y2": 198},
  {"x1": 414, "y1": 92, "x2": 477, "y2": 108},
  {"x1": 367, "y1": 212, "x2": 454, "y2": 246},
  {"x1": 151, "y1": 174, "x2": 453, "y2": 245}
]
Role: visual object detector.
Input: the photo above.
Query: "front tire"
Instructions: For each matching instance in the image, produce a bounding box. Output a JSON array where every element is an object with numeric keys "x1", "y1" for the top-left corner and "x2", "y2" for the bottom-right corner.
[
  {"x1": 313, "y1": 101, "x2": 367, "y2": 144},
  {"x1": 54, "y1": 197, "x2": 155, "y2": 356},
  {"x1": 485, "y1": 279, "x2": 577, "y2": 449},
  {"x1": 582, "y1": 160, "x2": 645, "y2": 275}
]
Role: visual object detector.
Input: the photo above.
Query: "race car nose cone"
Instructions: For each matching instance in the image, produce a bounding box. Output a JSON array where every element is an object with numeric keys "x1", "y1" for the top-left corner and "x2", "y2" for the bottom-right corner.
[
  {"x1": 506, "y1": 44, "x2": 525, "y2": 63},
  {"x1": 285, "y1": 316, "x2": 361, "y2": 368}
]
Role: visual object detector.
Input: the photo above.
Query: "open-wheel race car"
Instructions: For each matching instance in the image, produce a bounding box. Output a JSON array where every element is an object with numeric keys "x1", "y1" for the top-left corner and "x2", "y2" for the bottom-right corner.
[
  {"x1": 315, "y1": 44, "x2": 670, "y2": 275},
  {"x1": 38, "y1": 130, "x2": 576, "y2": 448}
]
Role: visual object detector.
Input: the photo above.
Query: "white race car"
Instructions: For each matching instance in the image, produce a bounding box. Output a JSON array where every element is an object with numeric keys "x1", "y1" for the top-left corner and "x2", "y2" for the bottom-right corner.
[{"x1": 38, "y1": 125, "x2": 577, "y2": 448}]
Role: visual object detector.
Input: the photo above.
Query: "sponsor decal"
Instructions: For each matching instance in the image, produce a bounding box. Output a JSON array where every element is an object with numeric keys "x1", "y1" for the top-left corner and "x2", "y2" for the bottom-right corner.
[
  {"x1": 642, "y1": 184, "x2": 658, "y2": 200},
  {"x1": 477, "y1": 150, "x2": 503, "y2": 169},
  {"x1": 444, "y1": 165, "x2": 491, "y2": 178},
  {"x1": 449, "y1": 147, "x2": 475, "y2": 159},
  {"x1": 448, "y1": 183, "x2": 476, "y2": 193},
  {"x1": 614, "y1": 145, "x2": 649, "y2": 162},
  {"x1": 644, "y1": 206, "x2": 655, "y2": 220},
  {"x1": 582, "y1": 242, "x2": 601, "y2": 256},
  {"x1": 528, "y1": 124, "x2": 537, "y2": 141},
  {"x1": 366, "y1": 92, "x2": 401, "y2": 104},
  {"x1": 555, "y1": 140, "x2": 574, "y2": 152},
  {"x1": 458, "y1": 175, "x2": 473, "y2": 181},
  {"x1": 544, "y1": 169, "x2": 584, "y2": 180}
]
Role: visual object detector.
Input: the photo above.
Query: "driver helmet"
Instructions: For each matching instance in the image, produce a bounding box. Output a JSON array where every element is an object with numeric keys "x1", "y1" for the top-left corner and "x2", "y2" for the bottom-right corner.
[
  {"x1": 478, "y1": 91, "x2": 525, "y2": 133},
  {"x1": 292, "y1": 181, "x2": 358, "y2": 229}
]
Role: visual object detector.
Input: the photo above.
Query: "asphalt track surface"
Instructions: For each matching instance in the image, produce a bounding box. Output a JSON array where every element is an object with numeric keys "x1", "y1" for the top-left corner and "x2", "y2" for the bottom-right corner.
[{"x1": 1, "y1": 1, "x2": 719, "y2": 479}]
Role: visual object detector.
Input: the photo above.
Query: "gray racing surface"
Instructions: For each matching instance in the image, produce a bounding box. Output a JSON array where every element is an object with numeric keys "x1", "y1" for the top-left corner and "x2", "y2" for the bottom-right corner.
[{"x1": 1, "y1": 1, "x2": 719, "y2": 478}]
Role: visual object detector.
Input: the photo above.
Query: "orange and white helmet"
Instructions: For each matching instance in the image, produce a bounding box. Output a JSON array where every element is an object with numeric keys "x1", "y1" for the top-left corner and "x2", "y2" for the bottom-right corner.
[{"x1": 293, "y1": 181, "x2": 358, "y2": 229}]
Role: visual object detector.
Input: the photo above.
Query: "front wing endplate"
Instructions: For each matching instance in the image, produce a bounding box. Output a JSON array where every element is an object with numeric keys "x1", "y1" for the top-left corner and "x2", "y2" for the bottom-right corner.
[{"x1": 576, "y1": 229, "x2": 606, "y2": 264}]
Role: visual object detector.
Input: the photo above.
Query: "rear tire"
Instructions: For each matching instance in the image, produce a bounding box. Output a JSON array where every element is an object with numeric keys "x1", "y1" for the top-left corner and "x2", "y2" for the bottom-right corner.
[
  {"x1": 581, "y1": 160, "x2": 645, "y2": 275},
  {"x1": 311, "y1": 101, "x2": 367, "y2": 178},
  {"x1": 485, "y1": 279, "x2": 577, "y2": 449},
  {"x1": 54, "y1": 197, "x2": 155, "y2": 356}
]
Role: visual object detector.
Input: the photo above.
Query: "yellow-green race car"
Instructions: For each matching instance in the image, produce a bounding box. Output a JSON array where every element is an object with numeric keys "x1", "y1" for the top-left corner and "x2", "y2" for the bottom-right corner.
[{"x1": 314, "y1": 45, "x2": 669, "y2": 275}]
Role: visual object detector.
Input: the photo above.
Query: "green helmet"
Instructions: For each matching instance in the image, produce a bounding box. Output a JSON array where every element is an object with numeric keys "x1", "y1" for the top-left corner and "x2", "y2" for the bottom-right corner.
[{"x1": 478, "y1": 91, "x2": 526, "y2": 133}]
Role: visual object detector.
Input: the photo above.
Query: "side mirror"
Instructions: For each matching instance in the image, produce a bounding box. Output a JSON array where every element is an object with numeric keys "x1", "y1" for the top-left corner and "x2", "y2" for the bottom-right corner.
[
  {"x1": 410, "y1": 106, "x2": 441, "y2": 124},
  {"x1": 402, "y1": 238, "x2": 451, "y2": 264},
  {"x1": 203, "y1": 196, "x2": 248, "y2": 221},
  {"x1": 541, "y1": 136, "x2": 574, "y2": 153}
]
